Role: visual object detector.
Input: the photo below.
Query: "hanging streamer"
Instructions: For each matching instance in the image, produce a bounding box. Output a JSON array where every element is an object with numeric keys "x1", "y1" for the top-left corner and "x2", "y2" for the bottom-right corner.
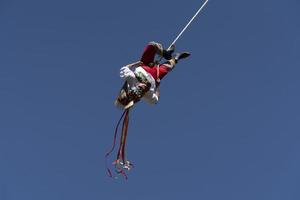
[{"x1": 105, "y1": 109, "x2": 133, "y2": 179}]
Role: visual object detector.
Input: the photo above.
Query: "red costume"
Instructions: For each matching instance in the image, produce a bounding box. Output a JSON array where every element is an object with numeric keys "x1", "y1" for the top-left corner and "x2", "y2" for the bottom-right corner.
[{"x1": 140, "y1": 43, "x2": 170, "y2": 82}]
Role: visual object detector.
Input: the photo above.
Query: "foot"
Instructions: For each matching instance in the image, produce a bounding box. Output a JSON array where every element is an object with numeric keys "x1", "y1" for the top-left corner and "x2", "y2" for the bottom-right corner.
[
  {"x1": 174, "y1": 52, "x2": 191, "y2": 63},
  {"x1": 162, "y1": 44, "x2": 175, "y2": 60}
]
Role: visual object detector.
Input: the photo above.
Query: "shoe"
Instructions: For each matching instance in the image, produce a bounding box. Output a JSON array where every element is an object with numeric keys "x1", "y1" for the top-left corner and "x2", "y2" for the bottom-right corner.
[
  {"x1": 174, "y1": 52, "x2": 191, "y2": 63},
  {"x1": 162, "y1": 44, "x2": 175, "y2": 60}
]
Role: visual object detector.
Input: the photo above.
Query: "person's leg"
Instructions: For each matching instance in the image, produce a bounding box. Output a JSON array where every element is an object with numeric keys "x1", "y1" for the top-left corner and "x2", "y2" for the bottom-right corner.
[
  {"x1": 140, "y1": 41, "x2": 163, "y2": 65},
  {"x1": 140, "y1": 42, "x2": 176, "y2": 64},
  {"x1": 161, "y1": 52, "x2": 191, "y2": 70}
]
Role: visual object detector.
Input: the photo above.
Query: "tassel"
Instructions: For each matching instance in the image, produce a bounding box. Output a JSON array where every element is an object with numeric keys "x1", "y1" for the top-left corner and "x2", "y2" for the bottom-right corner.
[{"x1": 105, "y1": 109, "x2": 133, "y2": 180}]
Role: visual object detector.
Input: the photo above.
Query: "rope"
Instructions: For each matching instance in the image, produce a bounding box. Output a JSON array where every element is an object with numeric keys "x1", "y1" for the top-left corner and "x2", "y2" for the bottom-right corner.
[
  {"x1": 157, "y1": 0, "x2": 209, "y2": 81},
  {"x1": 167, "y1": 0, "x2": 209, "y2": 50}
]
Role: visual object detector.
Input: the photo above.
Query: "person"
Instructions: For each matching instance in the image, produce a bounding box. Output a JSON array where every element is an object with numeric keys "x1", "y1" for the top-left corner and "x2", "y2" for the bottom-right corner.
[{"x1": 116, "y1": 41, "x2": 190, "y2": 108}]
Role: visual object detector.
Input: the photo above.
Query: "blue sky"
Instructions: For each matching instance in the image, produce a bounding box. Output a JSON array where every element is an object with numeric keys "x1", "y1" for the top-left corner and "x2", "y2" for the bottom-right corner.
[{"x1": 1, "y1": 0, "x2": 300, "y2": 199}]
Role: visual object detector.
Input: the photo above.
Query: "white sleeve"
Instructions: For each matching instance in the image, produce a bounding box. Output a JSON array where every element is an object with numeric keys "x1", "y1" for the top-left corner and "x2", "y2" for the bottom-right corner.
[
  {"x1": 142, "y1": 90, "x2": 159, "y2": 104},
  {"x1": 120, "y1": 66, "x2": 136, "y2": 81}
]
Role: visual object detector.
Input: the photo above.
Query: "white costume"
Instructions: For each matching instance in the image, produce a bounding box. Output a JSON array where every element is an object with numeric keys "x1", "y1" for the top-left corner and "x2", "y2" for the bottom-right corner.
[{"x1": 120, "y1": 66, "x2": 159, "y2": 104}]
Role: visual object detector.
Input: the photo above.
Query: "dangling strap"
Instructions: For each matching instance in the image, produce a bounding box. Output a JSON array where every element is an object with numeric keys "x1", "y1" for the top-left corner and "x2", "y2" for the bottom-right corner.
[
  {"x1": 105, "y1": 109, "x2": 133, "y2": 180},
  {"x1": 117, "y1": 109, "x2": 130, "y2": 163},
  {"x1": 105, "y1": 109, "x2": 127, "y2": 177}
]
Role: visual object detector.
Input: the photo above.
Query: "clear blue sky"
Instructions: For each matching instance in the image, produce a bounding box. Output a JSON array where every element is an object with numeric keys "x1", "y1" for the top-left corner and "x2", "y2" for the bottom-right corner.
[{"x1": 1, "y1": 0, "x2": 300, "y2": 199}]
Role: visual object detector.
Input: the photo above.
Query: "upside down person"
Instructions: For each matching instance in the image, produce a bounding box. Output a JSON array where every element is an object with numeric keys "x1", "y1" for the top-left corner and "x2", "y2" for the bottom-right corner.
[
  {"x1": 115, "y1": 41, "x2": 190, "y2": 109},
  {"x1": 107, "y1": 42, "x2": 191, "y2": 178}
]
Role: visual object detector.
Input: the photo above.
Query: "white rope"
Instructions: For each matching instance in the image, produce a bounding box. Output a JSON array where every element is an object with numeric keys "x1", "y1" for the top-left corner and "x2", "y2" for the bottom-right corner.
[
  {"x1": 157, "y1": 0, "x2": 209, "y2": 83},
  {"x1": 168, "y1": 0, "x2": 209, "y2": 50}
]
